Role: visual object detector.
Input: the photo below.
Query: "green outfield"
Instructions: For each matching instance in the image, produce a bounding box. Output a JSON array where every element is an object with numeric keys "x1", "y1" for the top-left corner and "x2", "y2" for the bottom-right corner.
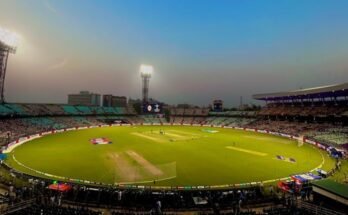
[{"x1": 4, "y1": 126, "x2": 335, "y2": 187}]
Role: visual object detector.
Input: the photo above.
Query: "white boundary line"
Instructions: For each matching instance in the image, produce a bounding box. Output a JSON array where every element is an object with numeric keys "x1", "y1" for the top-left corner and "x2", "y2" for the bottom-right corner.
[
  {"x1": 3, "y1": 123, "x2": 334, "y2": 189},
  {"x1": 12, "y1": 153, "x2": 177, "y2": 185}
]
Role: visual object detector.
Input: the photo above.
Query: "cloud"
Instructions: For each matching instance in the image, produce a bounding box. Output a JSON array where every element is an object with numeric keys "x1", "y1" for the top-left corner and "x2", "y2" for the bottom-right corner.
[
  {"x1": 43, "y1": 0, "x2": 63, "y2": 17},
  {"x1": 47, "y1": 58, "x2": 69, "y2": 71}
]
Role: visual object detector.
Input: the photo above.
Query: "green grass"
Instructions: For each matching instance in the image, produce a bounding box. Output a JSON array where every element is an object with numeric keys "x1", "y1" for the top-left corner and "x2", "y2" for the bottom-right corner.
[
  {"x1": 4, "y1": 126, "x2": 336, "y2": 187},
  {"x1": 329, "y1": 159, "x2": 348, "y2": 183}
]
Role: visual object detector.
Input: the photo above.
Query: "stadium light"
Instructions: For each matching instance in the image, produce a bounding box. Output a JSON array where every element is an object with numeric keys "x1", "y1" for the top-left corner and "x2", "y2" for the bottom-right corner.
[
  {"x1": 140, "y1": 64, "x2": 153, "y2": 77},
  {"x1": 0, "y1": 27, "x2": 19, "y2": 53},
  {"x1": 140, "y1": 64, "x2": 153, "y2": 104},
  {"x1": 0, "y1": 26, "x2": 19, "y2": 103}
]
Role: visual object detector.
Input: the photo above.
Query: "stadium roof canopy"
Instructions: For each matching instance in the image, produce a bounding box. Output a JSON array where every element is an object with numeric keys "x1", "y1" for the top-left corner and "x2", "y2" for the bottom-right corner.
[
  {"x1": 311, "y1": 179, "x2": 348, "y2": 206},
  {"x1": 253, "y1": 83, "x2": 348, "y2": 101}
]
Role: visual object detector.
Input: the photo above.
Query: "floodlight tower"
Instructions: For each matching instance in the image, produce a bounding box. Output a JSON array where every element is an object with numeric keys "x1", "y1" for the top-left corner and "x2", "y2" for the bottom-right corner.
[
  {"x1": 0, "y1": 27, "x2": 18, "y2": 104},
  {"x1": 140, "y1": 64, "x2": 153, "y2": 103}
]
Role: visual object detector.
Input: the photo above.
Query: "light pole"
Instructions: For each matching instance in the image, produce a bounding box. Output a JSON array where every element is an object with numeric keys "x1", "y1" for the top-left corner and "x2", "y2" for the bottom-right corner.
[
  {"x1": 0, "y1": 27, "x2": 18, "y2": 103},
  {"x1": 140, "y1": 64, "x2": 153, "y2": 104}
]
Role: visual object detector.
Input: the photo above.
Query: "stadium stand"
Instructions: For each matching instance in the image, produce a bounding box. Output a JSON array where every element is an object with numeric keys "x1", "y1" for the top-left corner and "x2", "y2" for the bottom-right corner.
[
  {"x1": 173, "y1": 116, "x2": 184, "y2": 124},
  {"x1": 174, "y1": 108, "x2": 184, "y2": 116},
  {"x1": 0, "y1": 87, "x2": 347, "y2": 214},
  {"x1": 21, "y1": 117, "x2": 65, "y2": 130},
  {"x1": 3, "y1": 104, "x2": 26, "y2": 116},
  {"x1": 169, "y1": 109, "x2": 257, "y2": 127},
  {"x1": 126, "y1": 106, "x2": 137, "y2": 115},
  {"x1": 75, "y1": 105, "x2": 93, "y2": 115},
  {"x1": 5, "y1": 204, "x2": 102, "y2": 215},
  {"x1": 258, "y1": 103, "x2": 348, "y2": 118},
  {"x1": 19, "y1": 104, "x2": 50, "y2": 116},
  {"x1": 192, "y1": 116, "x2": 206, "y2": 124},
  {"x1": 251, "y1": 83, "x2": 348, "y2": 152},
  {"x1": 114, "y1": 107, "x2": 126, "y2": 115},
  {"x1": 254, "y1": 83, "x2": 348, "y2": 120},
  {"x1": 310, "y1": 128, "x2": 348, "y2": 144},
  {"x1": 247, "y1": 120, "x2": 322, "y2": 136},
  {"x1": 102, "y1": 107, "x2": 118, "y2": 115},
  {"x1": 89, "y1": 106, "x2": 105, "y2": 115},
  {"x1": 62, "y1": 105, "x2": 80, "y2": 115},
  {"x1": 140, "y1": 114, "x2": 166, "y2": 124},
  {"x1": 45, "y1": 104, "x2": 65, "y2": 115},
  {"x1": 0, "y1": 104, "x2": 14, "y2": 116},
  {"x1": 170, "y1": 107, "x2": 209, "y2": 117},
  {"x1": 205, "y1": 116, "x2": 226, "y2": 125}
]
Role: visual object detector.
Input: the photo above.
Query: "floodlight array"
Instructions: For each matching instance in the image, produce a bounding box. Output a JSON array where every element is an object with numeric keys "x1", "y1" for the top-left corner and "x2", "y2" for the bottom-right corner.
[
  {"x1": 140, "y1": 64, "x2": 153, "y2": 77},
  {"x1": 0, "y1": 27, "x2": 19, "y2": 52}
]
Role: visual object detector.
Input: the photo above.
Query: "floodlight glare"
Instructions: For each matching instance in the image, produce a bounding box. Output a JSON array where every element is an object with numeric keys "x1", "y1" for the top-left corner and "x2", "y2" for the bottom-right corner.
[
  {"x1": 140, "y1": 64, "x2": 153, "y2": 77},
  {"x1": 139, "y1": 64, "x2": 153, "y2": 103},
  {"x1": 0, "y1": 27, "x2": 19, "y2": 52},
  {"x1": 0, "y1": 26, "x2": 19, "y2": 103}
]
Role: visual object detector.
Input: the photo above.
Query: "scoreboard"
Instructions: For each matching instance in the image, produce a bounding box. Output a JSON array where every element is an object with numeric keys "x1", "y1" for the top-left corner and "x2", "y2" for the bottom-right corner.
[
  {"x1": 143, "y1": 103, "x2": 162, "y2": 114},
  {"x1": 213, "y1": 100, "x2": 223, "y2": 112}
]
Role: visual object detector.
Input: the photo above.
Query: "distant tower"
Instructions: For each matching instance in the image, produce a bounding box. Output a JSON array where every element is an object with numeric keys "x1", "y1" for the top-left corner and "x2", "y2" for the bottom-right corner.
[
  {"x1": 240, "y1": 96, "x2": 243, "y2": 109},
  {"x1": 140, "y1": 64, "x2": 153, "y2": 103},
  {"x1": 0, "y1": 28, "x2": 18, "y2": 103}
]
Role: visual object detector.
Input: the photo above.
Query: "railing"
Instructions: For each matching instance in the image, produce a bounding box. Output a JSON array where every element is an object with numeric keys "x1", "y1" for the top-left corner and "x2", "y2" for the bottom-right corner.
[
  {"x1": 0, "y1": 199, "x2": 35, "y2": 215},
  {"x1": 298, "y1": 200, "x2": 346, "y2": 215}
]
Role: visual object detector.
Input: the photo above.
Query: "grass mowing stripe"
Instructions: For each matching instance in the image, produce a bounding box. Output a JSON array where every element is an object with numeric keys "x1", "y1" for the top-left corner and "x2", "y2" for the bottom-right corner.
[
  {"x1": 131, "y1": 132, "x2": 164, "y2": 142},
  {"x1": 168, "y1": 130, "x2": 200, "y2": 136},
  {"x1": 5, "y1": 126, "x2": 334, "y2": 187},
  {"x1": 108, "y1": 152, "x2": 142, "y2": 182},
  {"x1": 226, "y1": 146, "x2": 268, "y2": 156},
  {"x1": 126, "y1": 151, "x2": 163, "y2": 176},
  {"x1": 164, "y1": 132, "x2": 186, "y2": 138}
]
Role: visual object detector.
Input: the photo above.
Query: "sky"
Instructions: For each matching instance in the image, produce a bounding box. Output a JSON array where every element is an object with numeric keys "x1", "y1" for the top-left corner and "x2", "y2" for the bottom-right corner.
[{"x1": 0, "y1": 0, "x2": 348, "y2": 107}]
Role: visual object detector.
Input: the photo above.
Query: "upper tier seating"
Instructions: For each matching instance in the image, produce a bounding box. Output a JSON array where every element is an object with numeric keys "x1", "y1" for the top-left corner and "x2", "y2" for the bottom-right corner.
[
  {"x1": 62, "y1": 105, "x2": 80, "y2": 115},
  {"x1": 4, "y1": 104, "x2": 27, "y2": 115},
  {"x1": 45, "y1": 104, "x2": 65, "y2": 115},
  {"x1": 19, "y1": 104, "x2": 51, "y2": 116},
  {"x1": 259, "y1": 103, "x2": 348, "y2": 117},
  {"x1": 75, "y1": 106, "x2": 92, "y2": 114},
  {"x1": 115, "y1": 107, "x2": 126, "y2": 114},
  {"x1": 89, "y1": 106, "x2": 105, "y2": 114},
  {"x1": 184, "y1": 108, "x2": 194, "y2": 115},
  {"x1": 176, "y1": 108, "x2": 184, "y2": 115},
  {"x1": 0, "y1": 104, "x2": 15, "y2": 116},
  {"x1": 102, "y1": 107, "x2": 118, "y2": 114}
]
